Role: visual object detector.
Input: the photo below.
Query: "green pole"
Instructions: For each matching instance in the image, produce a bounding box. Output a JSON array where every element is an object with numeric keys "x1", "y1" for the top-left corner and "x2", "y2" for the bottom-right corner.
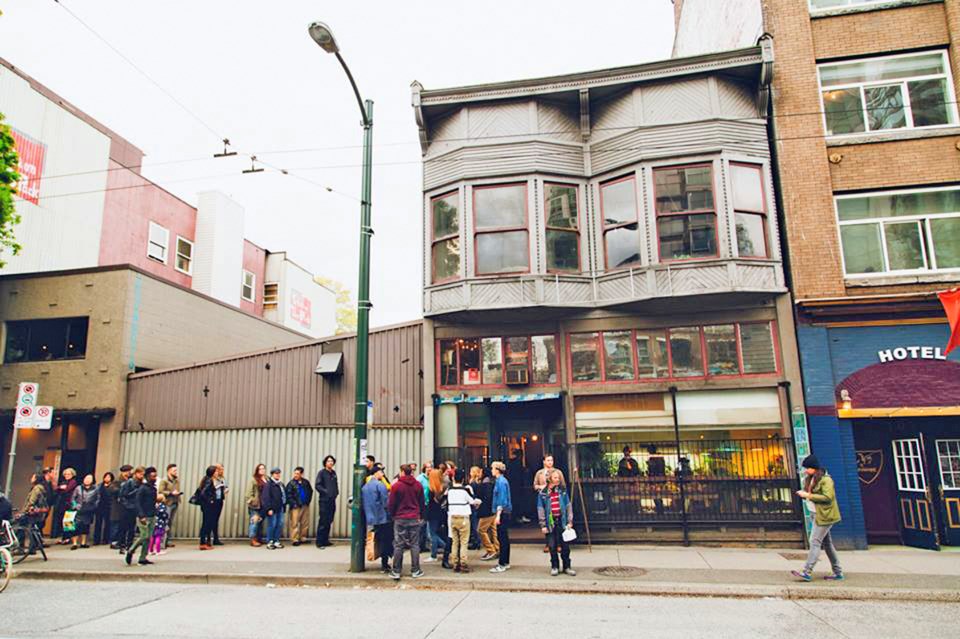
[{"x1": 350, "y1": 98, "x2": 374, "y2": 573}]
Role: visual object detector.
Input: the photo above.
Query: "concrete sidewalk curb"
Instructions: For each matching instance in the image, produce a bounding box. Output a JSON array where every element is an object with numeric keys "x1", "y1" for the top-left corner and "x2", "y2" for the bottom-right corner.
[{"x1": 15, "y1": 568, "x2": 960, "y2": 603}]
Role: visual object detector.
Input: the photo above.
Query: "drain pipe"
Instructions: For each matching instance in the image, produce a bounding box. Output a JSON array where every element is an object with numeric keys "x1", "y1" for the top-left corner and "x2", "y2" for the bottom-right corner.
[{"x1": 669, "y1": 386, "x2": 690, "y2": 547}]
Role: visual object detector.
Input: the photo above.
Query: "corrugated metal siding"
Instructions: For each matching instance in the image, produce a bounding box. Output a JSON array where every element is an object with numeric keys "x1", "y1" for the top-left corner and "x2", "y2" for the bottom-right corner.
[
  {"x1": 126, "y1": 322, "x2": 423, "y2": 431},
  {"x1": 120, "y1": 426, "x2": 423, "y2": 539}
]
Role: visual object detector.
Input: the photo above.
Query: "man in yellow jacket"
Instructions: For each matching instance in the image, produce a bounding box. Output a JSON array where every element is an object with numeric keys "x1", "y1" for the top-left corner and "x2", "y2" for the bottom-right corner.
[{"x1": 791, "y1": 455, "x2": 844, "y2": 582}]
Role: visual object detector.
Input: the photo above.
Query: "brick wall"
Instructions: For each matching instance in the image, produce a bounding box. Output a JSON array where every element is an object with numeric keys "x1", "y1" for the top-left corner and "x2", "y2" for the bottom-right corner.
[
  {"x1": 829, "y1": 136, "x2": 960, "y2": 191},
  {"x1": 811, "y1": 2, "x2": 949, "y2": 60}
]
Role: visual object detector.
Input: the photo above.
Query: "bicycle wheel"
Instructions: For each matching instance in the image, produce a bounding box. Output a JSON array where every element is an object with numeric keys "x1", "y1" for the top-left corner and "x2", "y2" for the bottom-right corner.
[
  {"x1": 0, "y1": 547, "x2": 11, "y2": 593},
  {"x1": 9, "y1": 527, "x2": 29, "y2": 565}
]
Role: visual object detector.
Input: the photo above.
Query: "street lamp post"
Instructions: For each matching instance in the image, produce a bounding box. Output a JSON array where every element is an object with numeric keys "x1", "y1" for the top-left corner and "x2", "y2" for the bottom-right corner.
[{"x1": 308, "y1": 21, "x2": 373, "y2": 573}]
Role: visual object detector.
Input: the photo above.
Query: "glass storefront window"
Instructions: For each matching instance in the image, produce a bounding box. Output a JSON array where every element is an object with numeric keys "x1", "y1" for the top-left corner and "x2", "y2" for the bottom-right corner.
[
  {"x1": 669, "y1": 327, "x2": 704, "y2": 377},
  {"x1": 570, "y1": 333, "x2": 601, "y2": 382},
  {"x1": 740, "y1": 323, "x2": 777, "y2": 374},
  {"x1": 481, "y1": 337, "x2": 502, "y2": 385},
  {"x1": 636, "y1": 330, "x2": 669, "y2": 378},
  {"x1": 705, "y1": 324, "x2": 738, "y2": 376},
  {"x1": 531, "y1": 335, "x2": 557, "y2": 384},
  {"x1": 439, "y1": 339, "x2": 458, "y2": 386},
  {"x1": 603, "y1": 331, "x2": 635, "y2": 381},
  {"x1": 459, "y1": 338, "x2": 481, "y2": 385}
]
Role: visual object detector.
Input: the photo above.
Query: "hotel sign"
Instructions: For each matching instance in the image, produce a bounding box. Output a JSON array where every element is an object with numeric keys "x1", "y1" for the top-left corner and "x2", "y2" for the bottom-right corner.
[{"x1": 877, "y1": 346, "x2": 948, "y2": 363}]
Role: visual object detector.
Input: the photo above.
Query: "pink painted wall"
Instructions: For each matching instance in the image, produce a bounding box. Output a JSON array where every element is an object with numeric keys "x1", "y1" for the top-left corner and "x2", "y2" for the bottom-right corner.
[
  {"x1": 99, "y1": 159, "x2": 196, "y2": 287},
  {"x1": 241, "y1": 239, "x2": 266, "y2": 317}
]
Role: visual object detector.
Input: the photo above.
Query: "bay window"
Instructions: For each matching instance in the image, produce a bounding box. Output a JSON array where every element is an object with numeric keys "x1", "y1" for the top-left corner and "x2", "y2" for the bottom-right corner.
[
  {"x1": 601, "y1": 176, "x2": 641, "y2": 269},
  {"x1": 730, "y1": 163, "x2": 769, "y2": 258},
  {"x1": 654, "y1": 165, "x2": 718, "y2": 261},
  {"x1": 544, "y1": 183, "x2": 580, "y2": 272},
  {"x1": 431, "y1": 192, "x2": 460, "y2": 283},
  {"x1": 474, "y1": 183, "x2": 529, "y2": 275},
  {"x1": 819, "y1": 51, "x2": 957, "y2": 136},
  {"x1": 837, "y1": 187, "x2": 960, "y2": 276}
]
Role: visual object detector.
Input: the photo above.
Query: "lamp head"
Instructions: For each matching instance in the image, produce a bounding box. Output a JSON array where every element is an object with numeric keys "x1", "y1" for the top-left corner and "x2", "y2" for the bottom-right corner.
[{"x1": 308, "y1": 21, "x2": 339, "y2": 54}]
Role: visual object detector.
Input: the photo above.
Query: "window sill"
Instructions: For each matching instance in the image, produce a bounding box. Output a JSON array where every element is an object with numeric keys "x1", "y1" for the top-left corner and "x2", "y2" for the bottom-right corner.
[
  {"x1": 810, "y1": 0, "x2": 941, "y2": 19},
  {"x1": 826, "y1": 125, "x2": 960, "y2": 148},
  {"x1": 845, "y1": 271, "x2": 960, "y2": 287}
]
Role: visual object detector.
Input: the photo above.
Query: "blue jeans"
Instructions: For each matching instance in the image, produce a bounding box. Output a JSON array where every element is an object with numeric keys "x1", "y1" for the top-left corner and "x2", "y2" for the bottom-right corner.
[
  {"x1": 248, "y1": 507, "x2": 262, "y2": 539},
  {"x1": 266, "y1": 510, "x2": 284, "y2": 544},
  {"x1": 427, "y1": 519, "x2": 448, "y2": 558}
]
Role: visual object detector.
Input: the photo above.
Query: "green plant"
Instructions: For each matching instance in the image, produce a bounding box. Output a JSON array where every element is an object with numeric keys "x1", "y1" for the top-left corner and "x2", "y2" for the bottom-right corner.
[
  {"x1": 315, "y1": 276, "x2": 358, "y2": 334},
  {"x1": 0, "y1": 112, "x2": 22, "y2": 268}
]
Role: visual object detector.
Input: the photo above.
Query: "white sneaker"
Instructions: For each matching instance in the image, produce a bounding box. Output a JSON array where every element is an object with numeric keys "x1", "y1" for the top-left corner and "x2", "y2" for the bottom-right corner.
[
  {"x1": 423, "y1": 556, "x2": 437, "y2": 563},
  {"x1": 489, "y1": 564, "x2": 510, "y2": 573},
  {"x1": 157, "y1": 550, "x2": 168, "y2": 556}
]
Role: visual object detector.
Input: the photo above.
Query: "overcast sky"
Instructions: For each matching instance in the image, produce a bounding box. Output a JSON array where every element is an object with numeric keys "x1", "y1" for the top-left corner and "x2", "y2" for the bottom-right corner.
[{"x1": 0, "y1": 0, "x2": 675, "y2": 327}]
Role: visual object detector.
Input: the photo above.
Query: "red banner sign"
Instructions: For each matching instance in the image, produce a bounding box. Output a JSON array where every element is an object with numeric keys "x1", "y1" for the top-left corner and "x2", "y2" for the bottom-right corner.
[
  {"x1": 10, "y1": 128, "x2": 46, "y2": 204},
  {"x1": 289, "y1": 289, "x2": 312, "y2": 328}
]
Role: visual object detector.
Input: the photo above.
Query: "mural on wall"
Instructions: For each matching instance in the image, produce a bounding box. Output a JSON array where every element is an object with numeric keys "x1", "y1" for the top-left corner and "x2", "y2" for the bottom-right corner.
[
  {"x1": 289, "y1": 288, "x2": 312, "y2": 329},
  {"x1": 10, "y1": 128, "x2": 46, "y2": 204}
]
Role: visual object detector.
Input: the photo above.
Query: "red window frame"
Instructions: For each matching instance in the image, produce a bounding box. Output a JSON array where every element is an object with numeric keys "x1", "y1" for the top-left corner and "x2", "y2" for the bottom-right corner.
[
  {"x1": 729, "y1": 162, "x2": 770, "y2": 259},
  {"x1": 653, "y1": 163, "x2": 720, "y2": 263},
  {"x1": 544, "y1": 182, "x2": 582, "y2": 274},
  {"x1": 567, "y1": 322, "x2": 780, "y2": 385},
  {"x1": 472, "y1": 182, "x2": 530, "y2": 277},
  {"x1": 436, "y1": 334, "x2": 561, "y2": 390},
  {"x1": 600, "y1": 174, "x2": 642, "y2": 271},
  {"x1": 431, "y1": 190, "x2": 461, "y2": 284}
]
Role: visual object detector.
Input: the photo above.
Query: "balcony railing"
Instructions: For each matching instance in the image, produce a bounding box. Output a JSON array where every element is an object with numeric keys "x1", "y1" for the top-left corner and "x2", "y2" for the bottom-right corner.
[{"x1": 424, "y1": 259, "x2": 784, "y2": 315}]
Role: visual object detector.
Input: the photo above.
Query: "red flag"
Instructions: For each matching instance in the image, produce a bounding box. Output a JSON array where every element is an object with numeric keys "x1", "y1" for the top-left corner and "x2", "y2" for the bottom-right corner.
[{"x1": 940, "y1": 288, "x2": 960, "y2": 355}]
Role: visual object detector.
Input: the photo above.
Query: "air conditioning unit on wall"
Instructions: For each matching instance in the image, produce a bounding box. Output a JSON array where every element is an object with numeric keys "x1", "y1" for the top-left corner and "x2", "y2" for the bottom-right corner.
[{"x1": 505, "y1": 365, "x2": 529, "y2": 386}]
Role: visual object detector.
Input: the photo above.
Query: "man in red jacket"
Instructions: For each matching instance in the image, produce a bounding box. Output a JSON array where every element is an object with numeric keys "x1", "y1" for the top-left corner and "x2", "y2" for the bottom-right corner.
[{"x1": 387, "y1": 463, "x2": 426, "y2": 580}]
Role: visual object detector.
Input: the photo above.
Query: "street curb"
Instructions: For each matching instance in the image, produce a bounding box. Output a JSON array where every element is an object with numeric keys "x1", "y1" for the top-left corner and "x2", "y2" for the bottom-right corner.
[{"x1": 14, "y1": 569, "x2": 960, "y2": 603}]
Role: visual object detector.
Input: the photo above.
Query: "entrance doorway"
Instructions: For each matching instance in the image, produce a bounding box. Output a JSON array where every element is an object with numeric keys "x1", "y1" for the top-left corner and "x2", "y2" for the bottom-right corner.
[{"x1": 854, "y1": 417, "x2": 960, "y2": 550}]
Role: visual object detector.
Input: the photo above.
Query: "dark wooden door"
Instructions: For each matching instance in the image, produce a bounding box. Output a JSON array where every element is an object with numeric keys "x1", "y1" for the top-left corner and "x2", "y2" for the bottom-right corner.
[
  {"x1": 932, "y1": 438, "x2": 960, "y2": 547},
  {"x1": 891, "y1": 437, "x2": 939, "y2": 550}
]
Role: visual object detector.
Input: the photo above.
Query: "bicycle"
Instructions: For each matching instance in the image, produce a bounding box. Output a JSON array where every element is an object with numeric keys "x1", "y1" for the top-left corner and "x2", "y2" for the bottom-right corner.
[
  {"x1": 0, "y1": 520, "x2": 15, "y2": 592},
  {"x1": 7, "y1": 512, "x2": 48, "y2": 565}
]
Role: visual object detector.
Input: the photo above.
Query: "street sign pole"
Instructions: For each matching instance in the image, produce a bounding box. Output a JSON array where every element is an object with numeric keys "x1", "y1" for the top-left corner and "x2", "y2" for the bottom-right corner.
[
  {"x1": 6, "y1": 382, "x2": 41, "y2": 498},
  {"x1": 3, "y1": 430, "x2": 18, "y2": 496}
]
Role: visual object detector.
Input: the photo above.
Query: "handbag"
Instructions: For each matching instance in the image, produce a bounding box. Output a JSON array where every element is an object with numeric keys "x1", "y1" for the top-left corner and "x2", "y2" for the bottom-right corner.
[
  {"x1": 189, "y1": 489, "x2": 201, "y2": 506},
  {"x1": 62, "y1": 509, "x2": 78, "y2": 534},
  {"x1": 561, "y1": 527, "x2": 577, "y2": 543}
]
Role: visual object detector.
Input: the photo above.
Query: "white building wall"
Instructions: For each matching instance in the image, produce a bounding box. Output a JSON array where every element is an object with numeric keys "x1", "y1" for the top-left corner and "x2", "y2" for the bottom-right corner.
[
  {"x1": 0, "y1": 65, "x2": 109, "y2": 271},
  {"x1": 672, "y1": 0, "x2": 763, "y2": 58},
  {"x1": 192, "y1": 191, "x2": 244, "y2": 306},
  {"x1": 278, "y1": 257, "x2": 336, "y2": 338}
]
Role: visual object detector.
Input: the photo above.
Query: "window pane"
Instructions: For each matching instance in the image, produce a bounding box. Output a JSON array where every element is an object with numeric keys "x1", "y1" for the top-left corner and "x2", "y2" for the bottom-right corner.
[
  {"x1": 481, "y1": 338, "x2": 503, "y2": 385},
  {"x1": 531, "y1": 335, "x2": 557, "y2": 384},
  {"x1": 705, "y1": 325, "x2": 738, "y2": 376},
  {"x1": 885, "y1": 221, "x2": 925, "y2": 271},
  {"x1": 908, "y1": 78, "x2": 951, "y2": 127},
  {"x1": 505, "y1": 337, "x2": 529, "y2": 370},
  {"x1": 177, "y1": 238, "x2": 192, "y2": 258},
  {"x1": 28, "y1": 319, "x2": 68, "y2": 361},
  {"x1": 930, "y1": 217, "x2": 960, "y2": 268},
  {"x1": 570, "y1": 333, "x2": 601, "y2": 382},
  {"x1": 603, "y1": 331, "x2": 635, "y2": 381},
  {"x1": 545, "y1": 184, "x2": 578, "y2": 229},
  {"x1": 474, "y1": 184, "x2": 525, "y2": 229},
  {"x1": 822, "y1": 88, "x2": 865, "y2": 135},
  {"x1": 820, "y1": 53, "x2": 945, "y2": 87},
  {"x1": 636, "y1": 331, "x2": 669, "y2": 379},
  {"x1": 740, "y1": 323, "x2": 777, "y2": 374},
  {"x1": 432, "y1": 193, "x2": 459, "y2": 238},
  {"x1": 439, "y1": 339, "x2": 458, "y2": 386},
  {"x1": 658, "y1": 213, "x2": 718, "y2": 260},
  {"x1": 864, "y1": 85, "x2": 906, "y2": 131},
  {"x1": 66, "y1": 318, "x2": 89, "y2": 358},
  {"x1": 459, "y1": 338, "x2": 481, "y2": 385},
  {"x1": 432, "y1": 237, "x2": 460, "y2": 282},
  {"x1": 736, "y1": 212, "x2": 767, "y2": 258},
  {"x1": 600, "y1": 178, "x2": 637, "y2": 225},
  {"x1": 3, "y1": 322, "x2": 29, "y2": 363},
  {"x1": 731, "y1": 164, "x2": 764, "y2": 212},
  {"x1": 476, "y1": 230, "x2": 528, "y2": 274},
  {"x1": 838, "y1": 189, "x2": 960, "y2": 221},
  {"x1": 605, "y1": 226, "x2": 641, "y2": 269},
  {"x1": 546, "y1": 230, "x2": 579, "y2": 272},
  {"x1": 840, "y1": 223, "x2": 884, "y2": 274},
  {"x1": 655, "y1": 166, "x2": 714, "y2": 213},
  {"x1": 669, "y1": 327, "x2": 703, "y2": 377}
]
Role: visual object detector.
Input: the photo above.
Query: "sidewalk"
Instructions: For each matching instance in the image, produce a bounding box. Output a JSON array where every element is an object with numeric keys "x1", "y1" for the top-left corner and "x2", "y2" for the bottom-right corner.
[{"x1": 15, "y1": 540, "x2": 960, "y2": 602}]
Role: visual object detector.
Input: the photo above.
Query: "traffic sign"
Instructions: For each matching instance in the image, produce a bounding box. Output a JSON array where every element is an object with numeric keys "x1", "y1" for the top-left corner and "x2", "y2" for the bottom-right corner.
[
  {"x1": 14, "y1": 405, "x2": 34, "y2": 429},
  {"x1": 16, "y1": 382, "x2": 39, "y2": 409}
]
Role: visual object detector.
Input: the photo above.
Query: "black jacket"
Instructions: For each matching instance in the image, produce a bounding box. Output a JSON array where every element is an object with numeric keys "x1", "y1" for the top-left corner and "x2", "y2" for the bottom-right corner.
[
  {"x1": 475, "y1": 478, "x2": 495, "y2": 518},
  {"x1": 197, "y1": 477, "x2": 218, "y2": 508},
  {"x1": 315, "y1": 468, "x2": 338, "y2": 502},
  {"x1": 260, "y1": 479, "x2": 286, "y2": 514},
  {"x1": 119, "y1": 478, "x2": 141, "y2": 511},
  {"x1": 285, "y1": 477, "x2": 313, "y2": 509},
  {"x1": 136, "y1": 481, "x2": 158, "y2": 518}
]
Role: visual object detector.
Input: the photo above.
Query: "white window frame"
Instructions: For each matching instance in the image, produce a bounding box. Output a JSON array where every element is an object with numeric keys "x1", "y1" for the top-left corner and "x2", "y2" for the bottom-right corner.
[
  {"x1": 936, "y1": 439, "x2": 960, "y2": 490},
  {"x1": 810, "y1": 0, "x2": 910, "y2": 12},
  {"x1": 241, "y1": 270, "x2": 256, "y2": 303},
  {"x1": 817, "y1": 50, "x2": 958, "y2": 138},
  {"x1": 147, "y1": 221, "x2": 169, "y2": 264},
  {"x1": 892, "y1": 438, "x2": 927, "y2": 492},
  {"x1": 835, "y1": 185, "x2": 960, "y2": 278},
  {"x1": 174, "y1": 236, "x2": 193, "y2": 275}
]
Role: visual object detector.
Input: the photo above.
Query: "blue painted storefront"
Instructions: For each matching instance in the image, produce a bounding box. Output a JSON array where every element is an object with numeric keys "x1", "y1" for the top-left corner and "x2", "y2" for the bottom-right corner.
[{"x1": 796, "y1": 321, "x2": 960, "y2": 549}]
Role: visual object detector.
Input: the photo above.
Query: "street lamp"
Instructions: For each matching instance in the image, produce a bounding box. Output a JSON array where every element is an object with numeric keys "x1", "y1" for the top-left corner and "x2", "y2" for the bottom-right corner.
[{"x1": 309, "y1": 20, "x2": 373, "y2": 573}]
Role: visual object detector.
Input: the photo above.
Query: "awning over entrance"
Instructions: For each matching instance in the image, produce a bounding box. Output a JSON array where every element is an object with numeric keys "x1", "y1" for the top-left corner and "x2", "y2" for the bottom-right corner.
[{"x1": 435, "y1": 392, "x2": 561, "y2": 405}]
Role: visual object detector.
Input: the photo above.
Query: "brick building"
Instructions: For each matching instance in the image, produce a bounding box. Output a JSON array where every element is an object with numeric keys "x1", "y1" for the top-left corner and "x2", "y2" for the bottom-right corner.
[{"x1": 675, "y1": 0, "x2": 960, "y2": 550}]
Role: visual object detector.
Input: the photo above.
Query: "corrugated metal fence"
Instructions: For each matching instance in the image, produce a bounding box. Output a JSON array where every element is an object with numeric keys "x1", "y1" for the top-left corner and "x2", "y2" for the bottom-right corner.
[{"x1": 120, "y1": 426, "x2": 423, "y2": 539}]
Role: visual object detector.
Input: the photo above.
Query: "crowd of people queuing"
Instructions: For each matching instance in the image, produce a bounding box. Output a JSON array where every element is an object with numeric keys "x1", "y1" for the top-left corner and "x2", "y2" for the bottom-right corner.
[{"x1": 0, "y1": 452, "x2": 579, "y2": 577}]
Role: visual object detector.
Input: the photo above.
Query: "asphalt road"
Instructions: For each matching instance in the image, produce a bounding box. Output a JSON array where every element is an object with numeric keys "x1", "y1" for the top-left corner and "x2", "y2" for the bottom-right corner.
[{"x1": 1, "y1": 580, "x2": 956, "y2": 638}]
